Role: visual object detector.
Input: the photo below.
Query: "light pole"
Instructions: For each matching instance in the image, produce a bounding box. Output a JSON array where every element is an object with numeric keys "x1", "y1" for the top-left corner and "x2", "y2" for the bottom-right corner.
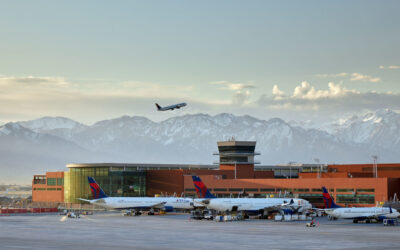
[
  {"x1": 234, "y1": 161, "x2": 237, "y2": 179},
  {"x1": 372, "y1": 155, "x2": 378, "y2": 178},
  {"x1": 314, "y1": 158, "x2": 320, "y2": 178}
]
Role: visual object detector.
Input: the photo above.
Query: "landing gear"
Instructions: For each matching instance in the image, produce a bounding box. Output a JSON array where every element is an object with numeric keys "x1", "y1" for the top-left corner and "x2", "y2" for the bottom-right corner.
[
  {"x1": 123, "y1": 210, "x2": 142, "y2": 216},
  {"x1": 328, "y1": 215, "x2": 337, "y2": 221},
  {"x1": 148, "y1": 208, "x2": 155, "y2": 216}
]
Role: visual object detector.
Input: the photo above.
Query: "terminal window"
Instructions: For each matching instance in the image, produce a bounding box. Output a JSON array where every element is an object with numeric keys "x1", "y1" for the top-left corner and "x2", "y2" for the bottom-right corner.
[
  {"x1": 336, "y1": 188, "x2": 354, "y2": 192},
  {"x1": 260, "y1": 188, "x2": 275, "y2": 192},
  {"x1": 244, "y1": 188, "x2": 259, "y2": 192},
  {"x1": 294, "y1": 188, "x2": 310, "y2": 192},
  {"x1": 312, "y1": 188, "x2": 322, "y2": 192},
  {"x1": 298, "y1": 194, "x2": 323, "y2": 204},
  {"x1": 33, "y1": 176, "x2": 46, "y2": 184},
  {"x1": 336, "y1": 194, "x2": 374, "y2": 204},
  {"x1": 57, "y1": 178, "x2": 63, "y2": 186},
  {"x1": 229, "y1": 188, "x2": 244, "y2": 192},
  {"x1": 47, "y1": 178, "x2": 57, "y2": 186},
  {"x1": 214, "y1": 188, "x2": 227, "y2": 192},
  {"x1": 356, "y1": 189, "x2": 375, "y2": 193}
]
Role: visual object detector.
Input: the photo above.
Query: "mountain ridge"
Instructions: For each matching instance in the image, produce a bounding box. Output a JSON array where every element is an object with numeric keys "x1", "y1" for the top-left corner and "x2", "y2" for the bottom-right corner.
[{"x1": 1, "y1": 109, "x2": 399, "y2": 184}]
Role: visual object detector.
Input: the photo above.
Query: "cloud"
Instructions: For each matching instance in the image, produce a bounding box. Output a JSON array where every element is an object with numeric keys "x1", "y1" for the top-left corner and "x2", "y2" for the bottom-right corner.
[
  {"x1": 1, "y1": 74, "x2": 399, "y2": 125},
  {"x1": 0, "y1": 76, "x2": 69, "y2": 87},
  {"x1": 379, "y1": 65, "x2": 400, "y2": 69},
  {"x1": 291, "y1": 81, "x2": 354, "y2": 99},
  {"x1": 272, "y1": 85, "x2": 285, "y2": 98},
  {"x1": 314, "y1": 73, "x2": 348, "y2": 78},
  {"x1": 210, "y1": 80, "x2": 256, "y2": 91},
  {"x1": 314, "y1": 72, "x2": 381, "y2": 83},
  {"x1": 0, "y1": 75, "x2": 199, "y2": 123},
  {"x1": 210, "y1": 80, "x2": 256, "y2": 105},
  {"x1": 257, "y1": 81, "x2": 400, "y2": 113},
  {"x1": 350, "y1": 73, "x2": 381, "y2": 83},
  {"x1": 232, "y1": 90, "x2": 251, "y2": 105}
]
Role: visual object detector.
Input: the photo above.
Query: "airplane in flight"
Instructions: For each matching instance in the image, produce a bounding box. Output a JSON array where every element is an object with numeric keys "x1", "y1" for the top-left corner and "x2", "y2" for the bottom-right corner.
[
  {"x1": 80, "y1": 177, "x2": 194, "y2": 215},
  {"x1": 321, "y1": 186, "x2": 400, "y2": 223},
  {"x1": 155, "y1": 102, "x2": 187, "y2": 111},
  {"x1": 192, "y1": 176, "x2": 311, "y2": 216}
]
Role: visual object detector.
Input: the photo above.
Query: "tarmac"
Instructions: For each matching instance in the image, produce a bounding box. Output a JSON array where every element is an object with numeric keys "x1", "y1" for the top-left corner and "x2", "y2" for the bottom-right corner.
[{"x1": 1, "y1": 212, "x2": 400, "y2": 249}]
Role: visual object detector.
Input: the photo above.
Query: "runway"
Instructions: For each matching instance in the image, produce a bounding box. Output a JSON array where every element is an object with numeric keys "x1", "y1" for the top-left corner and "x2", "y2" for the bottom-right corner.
[{"x1": 1, "y1": 213, "x2": 400, "y2": 249}]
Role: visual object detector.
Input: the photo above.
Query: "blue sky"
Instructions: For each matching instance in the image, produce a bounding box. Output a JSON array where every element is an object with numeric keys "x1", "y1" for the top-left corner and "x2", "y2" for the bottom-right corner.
[{"x1": 0, "y1": 1, "x2": 399, "y2": 124}]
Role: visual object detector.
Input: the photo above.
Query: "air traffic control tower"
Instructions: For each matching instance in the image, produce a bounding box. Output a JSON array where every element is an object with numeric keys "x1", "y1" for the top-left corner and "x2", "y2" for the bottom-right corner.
[{"x1": 214, "y1": 140, "x2": 260, "y2": 178}]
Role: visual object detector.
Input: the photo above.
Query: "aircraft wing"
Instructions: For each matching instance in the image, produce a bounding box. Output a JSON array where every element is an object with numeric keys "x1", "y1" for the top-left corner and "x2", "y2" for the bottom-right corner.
[
  {"x1": 196, "y1": 199, "x2": 211, "y2": 205},
  {"x1": 193, "y1": 200, "x2": 207, "y2": 207},
  {"x1": 151, "y1": 202, "x2": 167, "y2": 209},
  {"x1": 78, "y1": 198, "x2": 95, "y2": 203},
  {"x1": 276, "y1": 203, "x2": 310, "y2": 214},
  {"x1": 110, "y1": 202, "x2": 167, "y2": 210}
]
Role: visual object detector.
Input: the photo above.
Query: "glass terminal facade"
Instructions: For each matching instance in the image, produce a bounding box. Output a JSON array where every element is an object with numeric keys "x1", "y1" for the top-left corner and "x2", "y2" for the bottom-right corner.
[
  {"x1": 63, "y1": 163, "x2": 215, "y2": 203},
  {"x1": 64, "y1": 166, "x2": 146, "y2": 203}
]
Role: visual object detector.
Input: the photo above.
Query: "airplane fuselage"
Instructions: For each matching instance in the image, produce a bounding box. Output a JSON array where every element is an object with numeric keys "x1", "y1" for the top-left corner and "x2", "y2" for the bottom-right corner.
[
  {"x1": 91, "y1": 197, "x2": 194, "y2": 211},
  {"x1": 202, "y1": 198, "x2": 311, "y2": 214},
  {"x1": 156, "y1": 102, "x2": 187, "y2": 111},
  {"x1": 326, "y1": 207, "x2": 400, "y2": 220}
]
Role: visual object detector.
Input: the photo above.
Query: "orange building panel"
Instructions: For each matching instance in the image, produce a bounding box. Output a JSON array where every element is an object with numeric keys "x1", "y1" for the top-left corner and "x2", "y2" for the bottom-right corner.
[
  {"x1": 328, "y1": 163, "x2": 400, "y2": 178},
  {"x1": 32, "y1": 172, "x2": 64, "y2": 203}
]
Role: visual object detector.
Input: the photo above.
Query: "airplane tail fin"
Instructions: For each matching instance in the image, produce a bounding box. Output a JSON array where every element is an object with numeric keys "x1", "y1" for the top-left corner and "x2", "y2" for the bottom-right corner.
[
  {"x1": 192, "y1": 176, "x2": 216, "y2": 198},
  {"x1": 88, "y1": 177, "x2": 108, "y2": 199},
  {"x1": 322, "y1": 186, "x2": 341, "y2": 208},
  {"x1": 155, "y1": 103, "x2": 162, "y2": 110}
]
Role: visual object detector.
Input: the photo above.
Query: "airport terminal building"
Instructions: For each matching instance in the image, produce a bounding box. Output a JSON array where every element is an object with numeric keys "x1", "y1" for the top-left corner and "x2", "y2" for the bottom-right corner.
[{"x1": 32, "y1": 140, "x2": 400, "y2": 208}]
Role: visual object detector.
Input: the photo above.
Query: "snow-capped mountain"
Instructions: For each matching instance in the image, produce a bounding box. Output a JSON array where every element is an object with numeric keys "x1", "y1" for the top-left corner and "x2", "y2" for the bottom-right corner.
[
  {"x1": 333, "y1": 109, "x2": 400, "y2": 150},
  {"x1": 19, "y1": 116, "x2": 88, "y2": 140},
  {"x1": 0, "y1": 122, "x2": 110, "y2": 184},
  {"x1": 1, "y1": 109, "x2": 399, "y2": 184}
]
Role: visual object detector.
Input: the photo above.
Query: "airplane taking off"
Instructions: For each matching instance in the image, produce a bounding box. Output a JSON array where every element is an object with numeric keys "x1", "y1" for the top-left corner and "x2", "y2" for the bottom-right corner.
[
  {"x1": 322, "y1": 186, "x2": 400, "y2": 223},
  {"x1": 80, "y1": 177, "x2": 194, "y2": 215},
  {"x1": 155, "y1": 102, "x2": 187, "y2": 111},
  {"x1": 192, "y1": 176, "x2": 311, "y2": 215}
]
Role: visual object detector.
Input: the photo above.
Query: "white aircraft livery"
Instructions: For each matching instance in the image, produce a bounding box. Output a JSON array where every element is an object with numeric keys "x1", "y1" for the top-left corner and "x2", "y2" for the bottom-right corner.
[
  {"x1": 192, "y1": 176, "x2": 312, "y2": 215},
  {"x1": 80, "y1": 177, "x2": 194, "y2": 213},
  {"x1": 322, "y1": 186, "x2": 400, "y2": 223},
  {"x1": 155, "y1": 102, "x2": 187, "y2": 111}
]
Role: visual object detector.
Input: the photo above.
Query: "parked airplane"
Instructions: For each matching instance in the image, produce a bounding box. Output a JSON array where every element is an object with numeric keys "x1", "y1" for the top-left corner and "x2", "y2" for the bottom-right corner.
[
  {"x1": 322, "y1": 186, "x2": 400, "y2": 223},
  {"x1": 192, "y1": 176, "x2": 312, "y2": 216},
  {"x1": 155, "y1": 102, "x2": 187, "y2": 111},
  {"x1": 80, "y1": 177, "x2": 194, "y2": 215}
]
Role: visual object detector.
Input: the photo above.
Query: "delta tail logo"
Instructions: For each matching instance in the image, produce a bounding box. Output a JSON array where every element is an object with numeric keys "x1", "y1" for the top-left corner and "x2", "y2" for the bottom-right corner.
[
  {"x1": 322, "y1": 186, "x2": 341, "y2": 208},
  {"x1": 88, "y1": 177, "x2": 108, "y2": 199},
  {"x1": 192, "y1": 176, "x2": 215, "y2": 198}
]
